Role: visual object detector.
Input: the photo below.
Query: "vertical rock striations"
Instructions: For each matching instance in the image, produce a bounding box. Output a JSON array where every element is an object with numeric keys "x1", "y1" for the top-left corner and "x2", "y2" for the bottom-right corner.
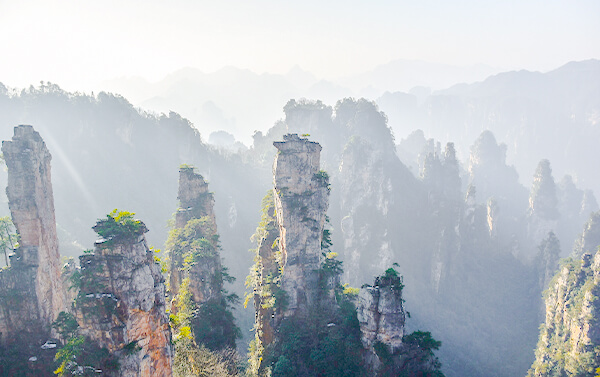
[
  {"x1": 338, "y1": 136, "x2": 395, "y2": 286},
  {"x1": 529, "y1": 208, "x2": 600, "y2": 376},
  {"x1": 169, "y1": 167, "x2": 222, "y2": 307},
  {"x1": 573, "y1": 211, "x2": 600, "y2": 258},
  {"x1": 76, "y1": 214, "x2": 172, "y2": 376},
  {"x1": 528, "y1": 250, "x2": 600, "y2": 376},
  {"x1": 356, "y1": 268, "x2": 442, "y2": 375},
  {"x1": 175, "y1": 166, "x2": 216, "y2": 229},
  {"x1": 357, "y1": 270, "x2": 406, "y2": 371},
  {"x1": 0, "y1": 125, "x2": 68, "y2": 375},
  {"x1": 0, "y1": 125, "x2": 66, "y2": 335},
  {"x1": 272, "y1": 133, "x2": 330, "y2": 315},
  {"x1": 249, "y1": 132, "x2": 443, "y2": 376},
  {"x1": 248, "y1": 134, "x2": 336, "y2": 375},
  {"x1": 167, "y1": 166, "x2": 238, "y2": 353},
  {"x1": 249, "y1": 190, "x2": 280, "y2": 351}
]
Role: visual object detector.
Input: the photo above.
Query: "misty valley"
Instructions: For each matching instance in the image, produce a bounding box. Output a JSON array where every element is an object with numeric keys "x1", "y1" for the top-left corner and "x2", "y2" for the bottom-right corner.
[{"x1": 0, "y1": 60, "x2": 599, "y2": 377}]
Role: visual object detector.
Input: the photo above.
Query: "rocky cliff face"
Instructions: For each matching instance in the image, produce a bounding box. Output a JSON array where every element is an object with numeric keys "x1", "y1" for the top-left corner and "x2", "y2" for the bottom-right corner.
[
  {"x1": 249, "y1": 191, "x2": 280, "y2": 351},
  {"x1": 528, "y1": 250, "x2": 600, "y2": 376},
  {"x1": 0, "y1": 126, "x2": 68, "y2": 375},
  {"x1": 169, "y1": 167, "x2": 222, "y2": 306},
  {"x1": 272, "y1": 133, "x2": 330, "y2": 315},
  {"x1": 167, "y1": 167, "x2": 238, "y2": 353},
  {"x1": 248, "y1": 134, "x2": 333, "y2": 375},
  {"x1": 357, "y1": 273, "x2": 405, "y2": 371},
  {"x1": 356, "y1": 269, "x2": 443, "y2": 376},
  {"x1": 0, "y1": 125, "x2": 66, "y2": 338},
  {"x1": 338, "y1": 136, "x2": 395, "y2": 285},
  {"x1": 249, "y1": 132, "x2": 444, "y2": 376},
  {"x1": 529, "y1": 211, "x2": 600, "y2": 374},
  {"x1": 77, "y1": 221, "x2": 172, "y2": 377},
  {"x1": 573, "y1": 211, "x2": 600, "y2": 258},
  {"x1": 174, "y1": 167, "x2": 216, "y2": 229}
]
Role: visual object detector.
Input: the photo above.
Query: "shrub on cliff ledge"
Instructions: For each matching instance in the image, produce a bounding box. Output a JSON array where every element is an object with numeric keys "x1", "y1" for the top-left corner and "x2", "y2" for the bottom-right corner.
[{"x1": 92, "y1": 209, "x2": 145, "y2": 243}]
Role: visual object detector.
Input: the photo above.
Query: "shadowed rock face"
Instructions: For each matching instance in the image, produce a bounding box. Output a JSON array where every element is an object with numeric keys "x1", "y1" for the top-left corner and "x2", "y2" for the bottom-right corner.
[
  {"x1": 272, "y1": 133, "x2": 330, "y2": 315},
  {"x1": 357, "y1": 274, "x2": 406, "y2": 373},
  {"x1": 357, "y1": 286, "x2": 405, "y2": 352},
  {"x1": 0, "y1": 125, "x2": 66, "y2": 343},
  {"x1": 573, "y1": 211, "x2": 600, "y2": 258},
  {"x1": 77, "y1": 228, "x2": 173, "y2": 377},
  {"x1": 175, "y1": 167, "x2": 216, "y2": 229},
  {"x1": 169, "y1": 167, "x2": 222, "y2": 309}
]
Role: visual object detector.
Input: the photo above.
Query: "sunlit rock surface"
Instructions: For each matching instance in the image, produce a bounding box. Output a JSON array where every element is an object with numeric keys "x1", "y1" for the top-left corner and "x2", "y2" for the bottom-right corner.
[
  {"x1": 272, "y1": 133, "x2": 330, "y2": 315},
  {"x1": 77, "y1": 227, "x2": 172, "y2": 377},
  {"x1": 528, "y1": 250, "x2": 600, "y2": 376},
  {"x1": 1, "y1": 125, "x2": 67, "y2": 332}
]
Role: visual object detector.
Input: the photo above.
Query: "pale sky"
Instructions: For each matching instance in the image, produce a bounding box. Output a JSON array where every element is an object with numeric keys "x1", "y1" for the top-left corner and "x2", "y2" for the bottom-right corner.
[{"x1": 0, "y1": 0, "x2": 598, "y2": 91}]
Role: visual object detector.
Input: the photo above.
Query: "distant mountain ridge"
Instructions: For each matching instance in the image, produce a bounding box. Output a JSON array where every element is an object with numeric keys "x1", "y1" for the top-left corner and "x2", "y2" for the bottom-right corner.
[
  {"x1": 379, "y1": 59, "x2": 600, "y2": 197},
  {"x1": 99, "y1": 59, "x2": 507, "y2": 144}
]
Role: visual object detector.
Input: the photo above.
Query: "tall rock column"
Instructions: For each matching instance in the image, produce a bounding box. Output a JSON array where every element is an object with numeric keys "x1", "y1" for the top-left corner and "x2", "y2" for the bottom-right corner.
[
  {"x1": 1, "y1": 125, "x2": 66, "y2": 332},
  {"x1": 167, "y1": 166, "x2": 238, "y2": 352},
  {"x1": 272, "y1": 133, "x2": 330, "y2": 315},
  {"x1": 77, "y1": 215, "x2": 173, "y2": 376},
  {"x1": 169, "y1": 167, "x2": 222, "y2": 305},
  {"x1": 250, "y1": 191, "x2": 280, "y2": 348},
  {"x1": 175, "y1": 166, "x2": 216, "y2": 229},
  {"x1": 528, "y1": 159, "x2": 560, "y2": 249},
  {"x1": 357, "y1": 270, "x2": 406, "y2": 373}
]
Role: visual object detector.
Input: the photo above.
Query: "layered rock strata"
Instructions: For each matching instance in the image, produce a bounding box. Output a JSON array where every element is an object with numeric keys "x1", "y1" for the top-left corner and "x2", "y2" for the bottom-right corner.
[
  {"x1": 0, "y1": 125, "x2": 66, "y2": 343},
  {"x1": 272, "y1": 133, "x2": 330, "y2": 314},
  {"x1": 77, "y1": 224, "x2": 172, "y2": 376}
]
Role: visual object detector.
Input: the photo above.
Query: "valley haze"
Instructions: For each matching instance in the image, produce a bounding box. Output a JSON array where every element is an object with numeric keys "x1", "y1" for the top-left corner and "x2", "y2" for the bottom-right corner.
[{"x1": 0, "y1": 1, "x2": 599, "y2": 376}]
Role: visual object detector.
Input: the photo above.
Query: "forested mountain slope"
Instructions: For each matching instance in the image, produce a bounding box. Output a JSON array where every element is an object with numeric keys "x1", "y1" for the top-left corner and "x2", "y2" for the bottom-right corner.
[{"x1": 0, "y1": 62, "x2": 598, "y2": 376}]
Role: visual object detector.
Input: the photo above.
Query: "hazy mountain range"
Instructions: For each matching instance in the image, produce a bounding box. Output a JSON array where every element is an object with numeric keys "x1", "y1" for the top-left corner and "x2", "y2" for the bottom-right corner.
[
  {"x1": 0, "y1": 58, "x2": 599, "y2": 376},
  {"x1": 100, "y1": 59, "x2": 600, "y2": 197},
  {"x1": 100, "y1": 59, "x2": 501, "y2": 142}
]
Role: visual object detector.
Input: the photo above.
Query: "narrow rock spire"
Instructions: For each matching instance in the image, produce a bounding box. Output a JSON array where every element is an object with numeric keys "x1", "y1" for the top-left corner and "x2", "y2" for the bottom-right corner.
[
  {"x1": 1, "y1": 125, "x2": 66, "y2": 332},
  {"x1": 272, "y1": 133, "x2": 330, "y2": 314}
]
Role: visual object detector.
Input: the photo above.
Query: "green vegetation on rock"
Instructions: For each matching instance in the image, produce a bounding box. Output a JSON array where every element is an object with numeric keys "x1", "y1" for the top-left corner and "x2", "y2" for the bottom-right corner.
[
  {"x1": 92, "y1": 209, "x2": 146, "y2": 245},
  {"x1": 52, "y1": 312, "x2": 119, "y2": 376},
  {"x1": 528, "y1": 251, "x2": 600, "y2": 376}
]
